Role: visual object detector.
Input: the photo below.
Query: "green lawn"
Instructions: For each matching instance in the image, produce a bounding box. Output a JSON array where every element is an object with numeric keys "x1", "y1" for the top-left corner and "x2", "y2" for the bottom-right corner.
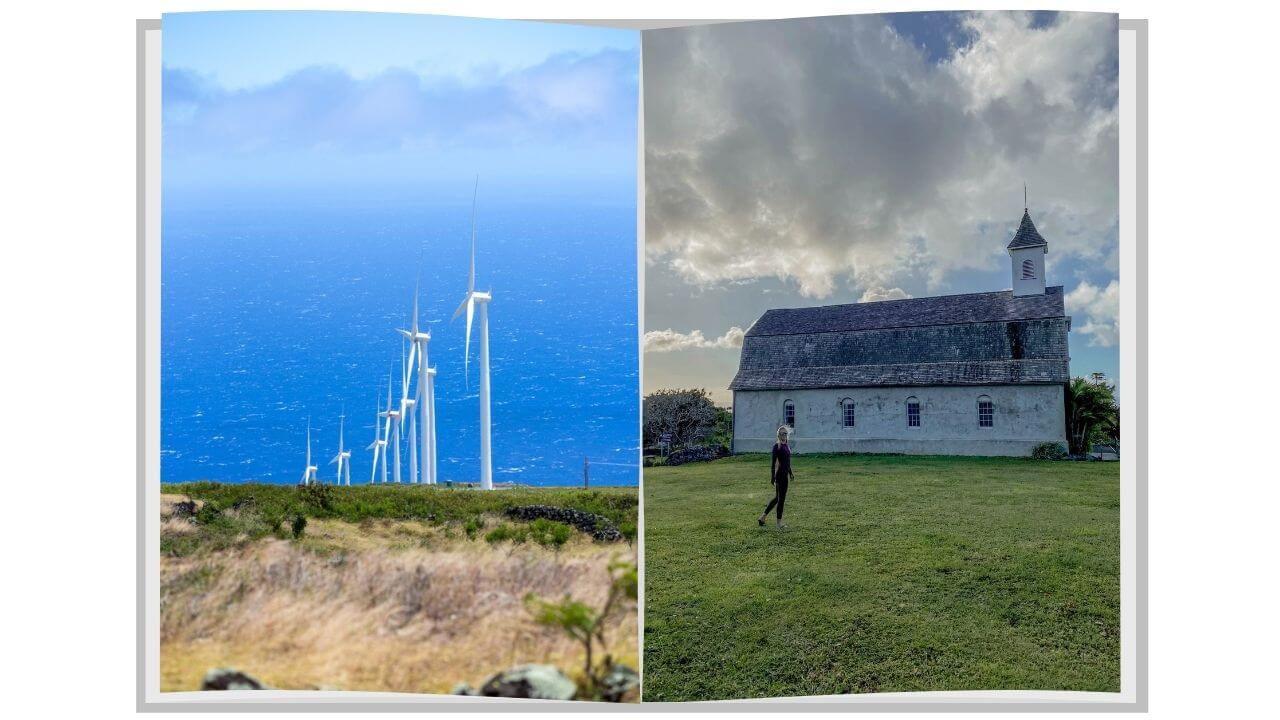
[{"x1": 642, "y1": 454, "x2": 1119, "y2": 701}]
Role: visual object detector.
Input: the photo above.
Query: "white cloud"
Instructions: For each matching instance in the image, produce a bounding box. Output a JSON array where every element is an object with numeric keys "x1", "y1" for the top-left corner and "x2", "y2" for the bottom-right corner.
[
  {"x1": 1065, "y1": 279, "x2": 1119, "y2": 347},
  {"x1": 644, "y1": 11, "x2": 1118, "y2": 298},
  {"x1": 859, "y1": 286, "x2": 912, "y2": 303},
  {"x1": 644, "y1": 326, "x2": 746, "y2": 353}
]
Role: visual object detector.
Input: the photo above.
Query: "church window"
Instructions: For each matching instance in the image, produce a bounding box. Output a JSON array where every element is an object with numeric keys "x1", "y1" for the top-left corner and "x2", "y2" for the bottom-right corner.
[
  {"x1": 978, "y1": 396, "x2": 994, "y2": 427},
  {"x1": 906, "y1": 397, "x2": 920, "y2": 427},
  {"x1": 783, "y1": 400, "x2": 795, "y2": 428},
  {"x1": 841, "y1": 398, "x2": 855, "y2": 428},
  {"x1": 1021, "y1": 258, "x2": 1036, "y2": 280}
]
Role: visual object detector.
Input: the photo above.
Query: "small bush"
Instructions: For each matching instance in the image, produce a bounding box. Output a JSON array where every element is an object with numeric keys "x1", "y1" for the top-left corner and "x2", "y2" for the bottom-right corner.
[
  {"x1": 484, "y1": 524, "x2": 528, "y2": 546},
  {"x1": 618, "y1": 520, "x2": 637, "y2": 545},
  {"x1": 297, "y1": 483, "x2": 334, "y2": 512},
  {"x1": 529, "y1": 518, "x2": 573, "y2": 551},
  {"x1": 463, "y1": 517, "x2": 482, "y2": 540},
  {"x1": 290, "y1": 514, "x2": 308, "y2": 539},
  {"x1": 194, "y1": 503, "x2": 224, "y2": 526},
  {"x1": 1031, "y1": 442, "x2": 1068, "y2": 460}
]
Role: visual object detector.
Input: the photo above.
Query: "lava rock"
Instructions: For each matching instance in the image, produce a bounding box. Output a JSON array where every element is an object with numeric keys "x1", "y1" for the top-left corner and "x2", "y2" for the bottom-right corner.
[
  {"x1": 464, "y1": 664, "x2": 578, "y2": 700},
  {"x1": 665, "y1": 445, "x2": 729, "y2": 466},
  {"x1": 200, "y1": 668, "x2": 266, "y2": 691},
  {"x1": 171, "y1": 500, "x2": 197, "y2": 519},
  {"x1": 600, "y1": 663, "x2": 640, "y2": 702},
  {"x1": 504, "y1": 505, "x2": 623, "y2": 542}
]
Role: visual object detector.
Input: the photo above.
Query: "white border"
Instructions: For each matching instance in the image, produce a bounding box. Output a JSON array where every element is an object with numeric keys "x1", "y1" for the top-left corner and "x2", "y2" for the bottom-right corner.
[{"x1": 139, "y1": 14, "x2": 1144, "y2": 711}]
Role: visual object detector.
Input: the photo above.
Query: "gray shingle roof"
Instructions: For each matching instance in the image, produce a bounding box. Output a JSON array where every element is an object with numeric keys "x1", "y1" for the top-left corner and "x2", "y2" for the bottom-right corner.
[
  {"x1": 746, "y1": 287, "x2": 1066, "y2": 337},
  {"x1": 730, "y1": 359, "x2": 1070, "y2": 391},
  {"x1": 1006, "y1": 209, "x2": 1048, "y2": 250}
]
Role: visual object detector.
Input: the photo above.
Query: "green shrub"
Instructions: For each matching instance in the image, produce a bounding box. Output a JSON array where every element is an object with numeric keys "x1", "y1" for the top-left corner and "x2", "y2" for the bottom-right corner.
[
  {"x1": 484, "y1": 524, "x2": 528, "y2": 546},
  {"x1": 529, "y1": 518, "x2": 573, "y2": 551},
  {"x1": 1031, "y1": 442, "x2": 1069, "y2": 460},
  {"x1": 297, "y1": 483, "x2": 334, "y2": 512},
  {"x1": 463, "y1": 516, "x2": 482, "y2": 540},
  {"x1": 291, "y1": 514, "x2": 308, "y2": 539},
  {"x1": 525, "y1": 560, "x2": 638, "y2": 699},
  {"x1": 618, "y1": 520, "x2": 637, "y2": 545}
]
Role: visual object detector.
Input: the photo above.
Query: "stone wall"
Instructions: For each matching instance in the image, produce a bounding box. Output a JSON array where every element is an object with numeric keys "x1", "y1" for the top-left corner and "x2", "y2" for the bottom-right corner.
[{"x1": 732, "y1": 384, "x2": 1066, "y2": 457}]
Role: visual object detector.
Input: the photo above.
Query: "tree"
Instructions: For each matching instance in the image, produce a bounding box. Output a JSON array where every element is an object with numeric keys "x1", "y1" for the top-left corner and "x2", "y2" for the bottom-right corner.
[
  {"x1": 1065, "y1": 376, "x2": 1119, "y2": 455},
  {"x1": 525, "y1": 560, "x2": 637, "y2": 699},
  {"x1": 642, "y1": 389, "x2": 721, "y2": 448}
]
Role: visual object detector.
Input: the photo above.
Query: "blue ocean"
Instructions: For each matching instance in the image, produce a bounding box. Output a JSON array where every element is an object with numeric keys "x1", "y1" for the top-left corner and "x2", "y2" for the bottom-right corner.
[{"x1": 161, "y1": 192, "x2": 639, "y2": 486}]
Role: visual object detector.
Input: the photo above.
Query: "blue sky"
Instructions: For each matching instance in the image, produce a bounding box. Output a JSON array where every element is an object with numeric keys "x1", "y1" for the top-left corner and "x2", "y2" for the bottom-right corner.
[
  {"x1": 643, "y1": 11, "x2": 1120, "y2": 403},
  {"x1": 162, "y1": 12, "x2": 639, "y2": 199}
]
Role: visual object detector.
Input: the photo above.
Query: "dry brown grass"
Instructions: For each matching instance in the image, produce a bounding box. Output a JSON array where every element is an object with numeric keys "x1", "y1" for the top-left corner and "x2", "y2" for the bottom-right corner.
[{"x1": 160, "y1": 507, "x2": 637, "y2": 695}]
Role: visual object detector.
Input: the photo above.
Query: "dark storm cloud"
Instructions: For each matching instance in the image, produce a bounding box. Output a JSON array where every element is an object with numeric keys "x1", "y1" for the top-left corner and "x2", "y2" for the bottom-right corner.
[{"x1": 644, "y1": 11, "x2": 1119, "y2": 299}]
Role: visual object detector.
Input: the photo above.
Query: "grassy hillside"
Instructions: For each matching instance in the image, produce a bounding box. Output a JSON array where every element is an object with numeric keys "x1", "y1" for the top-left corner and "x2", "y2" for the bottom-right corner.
[
  {"x1": 160, "y1": 482, "x2": 637, "y2": 558},
  {"x1": 642, "y1": 454, "x2": 1119, "y2": 701},
  {"x1": 160, "y1": 483, "x2": 638, "y2": 696}
]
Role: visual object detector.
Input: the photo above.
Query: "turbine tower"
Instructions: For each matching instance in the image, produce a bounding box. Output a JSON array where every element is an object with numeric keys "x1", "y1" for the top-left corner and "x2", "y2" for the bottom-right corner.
[
  {"x1": 398, "y1": 337, "x2": 418, "y2": 484},
  {"x1": 366, "y1": 392, "x2": 388, "y2": 484},
  {"x1": 381, "y1": 370, "x2": 402, "y2": 483},
  {"x1": 399, "y1": 288, "x2": 438, "y2": 485},
  {"x1": 424, "y1": 366, "x2": 438, "y2": 484},
  {"x1": 300, "y1": 418, "x2": 319, "y2": 485},
  {"x1": 452, "y1": 176, "x2": 493, "y2": 490},
  {"x1": 330, "y1": 409, "x2": 352, "y2": 486}
]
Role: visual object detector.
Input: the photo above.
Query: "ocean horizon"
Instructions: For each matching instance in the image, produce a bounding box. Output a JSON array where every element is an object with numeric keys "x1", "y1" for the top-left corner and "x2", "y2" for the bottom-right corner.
[{"x1": 161, "y1": 190, "x2": 639, "y2": 487}]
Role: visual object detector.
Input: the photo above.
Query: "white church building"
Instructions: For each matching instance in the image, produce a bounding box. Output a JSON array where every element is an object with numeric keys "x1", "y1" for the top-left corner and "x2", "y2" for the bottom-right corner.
[{"x1": 730, "y1": 208, "x2": 1070, "y2": 457}]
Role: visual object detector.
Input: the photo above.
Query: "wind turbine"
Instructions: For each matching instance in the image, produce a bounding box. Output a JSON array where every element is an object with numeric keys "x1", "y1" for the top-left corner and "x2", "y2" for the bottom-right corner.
[
  {"x1": 300, "y1": 417, "x2": 319, "y2": 485},
  {"x1": 398, "y1": 287, "x2": 438, "y2": 485},
  {"x1": 366, "y1": 392, "x2": 387, "y2": 484},
  {"x1": 380, "y1": 370, "x2": 402, "y2": 483},
  {"x1": 398, "y1": 336, "x2": 419, "y2": 484},
  {"x1": 384, "y1": 366, "x2": 399, "y2": 479},
  {"x1": 452, "y1": 176, "x2": 493, "y2": 490},
  {"x1": 330, "y1": 409, "x2": 352, "y2": 486}
]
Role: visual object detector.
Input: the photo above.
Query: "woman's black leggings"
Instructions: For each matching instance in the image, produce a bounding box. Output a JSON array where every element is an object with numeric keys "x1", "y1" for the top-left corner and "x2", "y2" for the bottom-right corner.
[{"x1": 763, "y1": 478, "x2": 789, "y2": 520}]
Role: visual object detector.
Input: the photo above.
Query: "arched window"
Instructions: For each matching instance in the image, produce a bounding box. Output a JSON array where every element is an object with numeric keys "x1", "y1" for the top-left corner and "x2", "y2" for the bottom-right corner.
[
  {"x1": 977, "y1": 395, "x2": 994, "y2": 428},
  {"x1": 783, "y1": 400, "x2": 795, "y2": 429},
  {"x1": 1021, "y1": 258, "x2": 1036, "y2": 280},
  {"x1": 841, "y1": 398, "x2": 856, "y2": 428},
  {"x1": 906, "y1": 396, "x2": 921, "y2": 427}
]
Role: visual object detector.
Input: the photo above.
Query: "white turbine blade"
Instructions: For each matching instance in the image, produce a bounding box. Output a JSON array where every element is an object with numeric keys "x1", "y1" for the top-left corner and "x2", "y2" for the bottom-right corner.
[
  {"x1": 464, "y1": 296, "x2": 474, "y2": 382},
  {"x1": 330, "y1": 454, "x2": 340, "y2": 465},
  {"x1": 451, "y1": 294, "x2": 468, "y2": 321},
  {"x1": 412, "y1": 285, "x2": 420, "y2": 336},
  {"x1": 468, "y1": 175, "x2": 478, "y2": 294}
]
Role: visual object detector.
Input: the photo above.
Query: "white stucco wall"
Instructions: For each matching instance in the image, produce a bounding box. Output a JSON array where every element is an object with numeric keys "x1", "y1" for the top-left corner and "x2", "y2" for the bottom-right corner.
[{"x1": 732, "y1": 384, "x2": 1067, "y2": 457}]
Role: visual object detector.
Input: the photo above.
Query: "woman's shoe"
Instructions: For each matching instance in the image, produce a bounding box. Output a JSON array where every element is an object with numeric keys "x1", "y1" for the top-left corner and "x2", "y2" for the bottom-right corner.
[{"x1": 758, "y1": 516, "x2": 766, "y2": 526}]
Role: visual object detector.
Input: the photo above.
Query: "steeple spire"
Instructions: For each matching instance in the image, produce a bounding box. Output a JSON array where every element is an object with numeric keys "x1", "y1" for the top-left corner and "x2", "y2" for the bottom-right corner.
[{"x1": 1007, "y1": 197, "x2": 1049, "y2": 297}]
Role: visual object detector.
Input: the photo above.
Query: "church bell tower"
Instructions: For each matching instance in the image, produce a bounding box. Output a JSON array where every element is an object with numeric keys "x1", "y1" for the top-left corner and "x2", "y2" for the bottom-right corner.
[{"x1": 1008, "y1": 205, "x2": 1048, "y2": 297}]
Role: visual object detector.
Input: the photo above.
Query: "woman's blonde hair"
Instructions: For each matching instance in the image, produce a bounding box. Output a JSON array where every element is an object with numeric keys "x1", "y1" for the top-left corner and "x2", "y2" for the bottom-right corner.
[{"x1": 777, "y1": 425, "x2": 791, "y2": 443}]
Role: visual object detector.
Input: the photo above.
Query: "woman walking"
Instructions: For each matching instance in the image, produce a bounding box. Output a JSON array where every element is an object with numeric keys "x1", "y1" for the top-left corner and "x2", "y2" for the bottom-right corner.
[{"x1": 759, "y1": 425, "x2": 794, "y2": 528}]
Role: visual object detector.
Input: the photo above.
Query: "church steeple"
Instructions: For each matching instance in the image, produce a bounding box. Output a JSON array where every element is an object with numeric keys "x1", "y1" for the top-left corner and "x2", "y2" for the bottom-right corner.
[{"x1": 1008, "y1": 204, "x2": 1048, "y2": 297}]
